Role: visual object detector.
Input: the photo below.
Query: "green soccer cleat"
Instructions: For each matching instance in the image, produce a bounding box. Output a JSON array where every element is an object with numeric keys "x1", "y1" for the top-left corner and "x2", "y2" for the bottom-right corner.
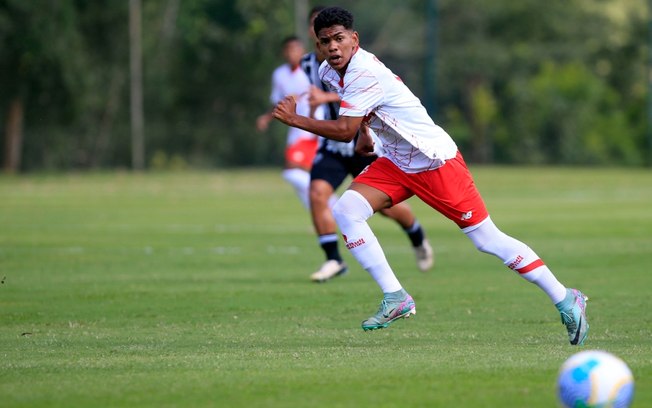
[
  {"x1": 362, "y1": 289, "x2": 416, "y2": 331},
  {"x1": 556, "y1": 288, "x2": 589, "y2": 346}
]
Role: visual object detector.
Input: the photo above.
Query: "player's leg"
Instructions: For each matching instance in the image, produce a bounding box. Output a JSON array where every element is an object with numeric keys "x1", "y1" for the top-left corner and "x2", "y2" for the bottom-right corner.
[
  {"x1": 282, "y1": 167, "x2": 311, "y2": 209},
  {"x1": 410, "y1": 152, "x2": 589, "y2": 345},
  {"x1": 332, "y1": 165, "x2": 416, "y2": 330},
  {"x1": 308, "y1": 151, "x2": 350, "y2": 282},
  {"x1": 464, "y1": 218, "x2": 589, "y2": 345},
  {"x1": 350, "y1": 154, "x2": 434, "y2": 272},
  {"x1": 283, "y1": 138, "x2": 319, "y2": 209},
  {"x1": 464, "y1": 218, "x2": 566, "y2": 301},
  {"x1": 379, "y1": 204, "x2": 434, "y2": 272},
  {"x1": 308, "y1": 179, "x2": 348, "y2": 282}
]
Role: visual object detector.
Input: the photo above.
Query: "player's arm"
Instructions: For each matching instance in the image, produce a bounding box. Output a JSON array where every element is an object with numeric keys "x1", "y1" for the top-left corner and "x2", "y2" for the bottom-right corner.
[
  {"x1": 273, "y1": 95, "x2": 362, "y2": 142},
  {"x1": 355, "y1": 123, "x2": 376, "y2": 157},
  {"x1": 256, "y1": 111, "x2": 274, "y2": 132},
  {"x1": 258, "y1": 69, "x2": 283, "y2": 132},
  {"x1": 308, "y1": 85, "x2": 340, "y2": 109}
]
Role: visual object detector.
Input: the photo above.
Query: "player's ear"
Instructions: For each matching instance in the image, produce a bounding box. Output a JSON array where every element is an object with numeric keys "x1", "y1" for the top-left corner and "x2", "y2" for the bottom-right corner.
[{"x1": 352, "y1": 31, "x2": 360, "y2": 47}]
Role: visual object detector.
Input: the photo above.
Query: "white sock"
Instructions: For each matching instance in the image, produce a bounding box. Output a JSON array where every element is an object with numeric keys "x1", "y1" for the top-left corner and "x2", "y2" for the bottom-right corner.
[
  {"x1": 318, "y1": 233, "x2": 338, "y2": 245},
  {"x1": 332, "y1": 190, "x2": 402, "y2": 293},
  {"x1": 464, "y1": 217, "x2": 567, "y2": 304},
  {"x1": 282, "y1": 168, "x2": 311, "y2": 210}
]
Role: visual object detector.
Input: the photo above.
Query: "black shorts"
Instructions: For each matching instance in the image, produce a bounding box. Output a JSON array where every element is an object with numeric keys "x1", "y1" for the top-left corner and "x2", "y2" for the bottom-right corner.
[{"x1": 310, "y1": 148, "x2": 377, "y2": 190}]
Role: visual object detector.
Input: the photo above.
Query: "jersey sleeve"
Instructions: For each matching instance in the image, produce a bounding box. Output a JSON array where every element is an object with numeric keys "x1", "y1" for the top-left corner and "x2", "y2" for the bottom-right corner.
[{"x1": 339, "y1": 68, "x2": 383, "y2": 118}]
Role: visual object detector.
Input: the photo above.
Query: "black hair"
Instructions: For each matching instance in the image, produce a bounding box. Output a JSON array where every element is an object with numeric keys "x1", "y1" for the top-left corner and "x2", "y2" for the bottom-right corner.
[
  {"x1": 308, "y1": 5, "x2": 327, "y2": 22},
  {"x1": 313, "y1": 6, "x2": 354, "y2": 36},
  {"x1": 281, "y1": 35, "x2": 301, "y2": 47}
]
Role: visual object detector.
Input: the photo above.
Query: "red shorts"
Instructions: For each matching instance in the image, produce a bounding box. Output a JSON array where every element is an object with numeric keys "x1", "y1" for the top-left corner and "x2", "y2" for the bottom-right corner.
[
  {"x1": 353, "y1": 152, "x2": 489, "y2": 229},
  {"x1": 285, "y1": 138, "x2": 318, "y2": 170}
]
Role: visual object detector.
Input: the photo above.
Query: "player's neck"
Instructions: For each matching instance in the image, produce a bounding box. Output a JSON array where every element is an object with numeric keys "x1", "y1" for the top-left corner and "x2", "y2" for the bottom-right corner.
[{"x1": 336, "y1": 47, "x2": 359, "y2": 77}]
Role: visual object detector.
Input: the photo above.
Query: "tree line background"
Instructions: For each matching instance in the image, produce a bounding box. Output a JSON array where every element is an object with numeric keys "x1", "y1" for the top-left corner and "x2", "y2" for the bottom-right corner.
[{"x1": 0, "y1": 0, "x2": 649, "y2": 172}]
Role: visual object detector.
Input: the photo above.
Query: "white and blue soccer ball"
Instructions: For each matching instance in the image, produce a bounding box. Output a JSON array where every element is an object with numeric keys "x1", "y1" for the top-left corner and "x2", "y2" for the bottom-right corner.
[{"x1": 557, "y1": 350, "x2": 634, "y2": 408}]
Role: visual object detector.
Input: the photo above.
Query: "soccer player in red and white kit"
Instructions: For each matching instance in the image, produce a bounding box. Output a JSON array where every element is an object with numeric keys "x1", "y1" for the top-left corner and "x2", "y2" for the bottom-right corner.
[
  {"x1": 273, "y1": 7, "x2": 589, "y2": 345},
  {"x1": 302, "y1": 5, "x2": 434, "y2": 282},
  {"x1": 257, "y1": 36, "x2": 323, "y2": 209}
]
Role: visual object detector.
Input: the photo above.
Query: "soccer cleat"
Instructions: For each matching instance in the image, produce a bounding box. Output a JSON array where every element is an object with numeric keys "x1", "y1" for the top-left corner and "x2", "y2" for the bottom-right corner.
[
  {"x1": 310, "y1": 260, "x2": 348, "y2": 283},
  {"x1": 556, "y1": 288, "x2": 589, "y2": 346},
  {"x1": 414, "y1": 239, "x2": 434, "y2": 272},
  {"x1": 361, "y1": 289, "x2": 416, "y2": 331}
]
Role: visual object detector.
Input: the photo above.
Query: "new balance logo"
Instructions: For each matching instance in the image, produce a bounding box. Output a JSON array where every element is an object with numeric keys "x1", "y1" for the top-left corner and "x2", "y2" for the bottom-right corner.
[{"x1": 461, "y1": 211, "x2": 473, "y2": 221}]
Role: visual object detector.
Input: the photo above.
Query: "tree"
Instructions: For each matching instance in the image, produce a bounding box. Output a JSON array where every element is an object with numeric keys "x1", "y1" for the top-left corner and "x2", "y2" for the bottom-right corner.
[
  {"x1": 0, "y1": 1, "x2": 646, "y2": 170},
  {"x1": 435, "y1": 0, "x2": 647, "y2": 164},
  {"x1": 0, "y1": 0, "x2": 131, "y2": 171},
  {"x1": 129, "y1": 0, "x2": 145, "y2": 170}
]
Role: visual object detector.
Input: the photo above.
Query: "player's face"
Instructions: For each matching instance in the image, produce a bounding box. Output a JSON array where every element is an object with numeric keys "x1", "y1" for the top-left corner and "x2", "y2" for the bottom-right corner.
[
  {"x1": 283, "y1": 40, "x2": 305, "y2": 67},
  {"x1": 316, "y1": 25, "x2": 359, "y2": 75}
]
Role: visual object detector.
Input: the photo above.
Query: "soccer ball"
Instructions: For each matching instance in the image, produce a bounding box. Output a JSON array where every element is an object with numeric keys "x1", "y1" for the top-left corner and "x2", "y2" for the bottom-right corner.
[{"x1": 557, "y1": 350, "x2": 634, "y2": 408}]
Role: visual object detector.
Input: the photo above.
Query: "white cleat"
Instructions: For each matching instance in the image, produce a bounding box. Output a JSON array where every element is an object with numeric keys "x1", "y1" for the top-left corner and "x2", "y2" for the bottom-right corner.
[
  {"x1": 414, "y1": 239, "x2": 434, "y2": 272},
  {"x1": 310, "y1": 260, "x2": 348, "y2": 283}
]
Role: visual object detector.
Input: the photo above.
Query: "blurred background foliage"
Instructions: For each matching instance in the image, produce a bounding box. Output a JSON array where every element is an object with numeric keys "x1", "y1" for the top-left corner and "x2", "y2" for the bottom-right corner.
[{"x1": 0, "y1": 0, "x2": 648, "y2": 171}]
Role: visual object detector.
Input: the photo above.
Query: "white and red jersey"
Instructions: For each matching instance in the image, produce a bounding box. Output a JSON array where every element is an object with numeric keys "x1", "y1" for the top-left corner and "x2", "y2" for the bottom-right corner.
[
  {"x1": 270, "y1": 63, "x2": 323, "y2": 146},
  {"x1": 319, "y1": 47, "x2": 458, "y2": 172}
]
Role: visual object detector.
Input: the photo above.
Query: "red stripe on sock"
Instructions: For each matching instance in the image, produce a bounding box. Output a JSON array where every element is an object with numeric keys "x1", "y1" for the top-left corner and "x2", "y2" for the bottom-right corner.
[{"x1": 516, "y1": 259, "x2": 545, "y2": 274}]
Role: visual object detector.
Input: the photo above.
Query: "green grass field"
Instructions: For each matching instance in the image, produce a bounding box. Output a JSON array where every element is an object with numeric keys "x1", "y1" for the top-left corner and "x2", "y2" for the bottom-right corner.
[{"x1": 1, "y1": 167, "x2": 650, "y2": 407}]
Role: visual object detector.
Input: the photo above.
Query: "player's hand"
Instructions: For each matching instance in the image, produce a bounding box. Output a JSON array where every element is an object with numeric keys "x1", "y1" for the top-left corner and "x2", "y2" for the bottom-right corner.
[
  {"x1": 308, "y1": 86, "x2": 328, "y2": 108},
  {"x1": 272, "y1": 95, "x2": 297, "y2": 126},
  {"x1": 355, "y1": 124, "x2": 377, "y2": 157},
  {"x1": 256, "y1": 113, "x2": 272, "y2": 132}
]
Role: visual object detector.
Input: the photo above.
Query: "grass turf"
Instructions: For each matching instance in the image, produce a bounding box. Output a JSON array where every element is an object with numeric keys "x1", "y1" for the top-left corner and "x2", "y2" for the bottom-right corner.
[{"x1": 1, "y1": 167, "x2": 650, "y2": 407}]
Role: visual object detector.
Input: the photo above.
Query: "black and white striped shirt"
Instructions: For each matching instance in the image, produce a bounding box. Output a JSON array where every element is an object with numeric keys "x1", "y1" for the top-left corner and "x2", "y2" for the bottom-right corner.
[{"x1": 300, "y1": 52, "x2": 355, "y2": 156}]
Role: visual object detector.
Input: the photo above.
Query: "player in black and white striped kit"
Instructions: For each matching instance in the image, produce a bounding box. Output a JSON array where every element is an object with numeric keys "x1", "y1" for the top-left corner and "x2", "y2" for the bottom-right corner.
[{"x1": 301, "y1": 6, "x2": 434, "y2": 282}]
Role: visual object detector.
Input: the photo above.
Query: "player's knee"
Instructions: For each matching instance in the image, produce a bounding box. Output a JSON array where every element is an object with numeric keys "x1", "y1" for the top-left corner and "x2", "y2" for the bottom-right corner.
[
  {"x1": 332, "y1": 197, "x2": 352, "y2": 228},
  {"x1": 309, "y1": 180, "x2": 331, "y2": 205},
  {"x1": 475, "y1": 240, "x2": 499, "y2": 256},
  {"x1": 466, "y1": 220, "x2": 513, "y2": 257},
  {"x1": 473, "y1": 230, "x2": 528, "y2": 262},
  {"x1": 332, "y1": 190, "x2": 372, "y2": 227}
]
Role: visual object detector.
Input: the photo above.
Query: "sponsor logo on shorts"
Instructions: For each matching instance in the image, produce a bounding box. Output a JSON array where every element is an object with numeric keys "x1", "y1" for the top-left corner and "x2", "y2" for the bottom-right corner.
[
  {"x1": 291, "y1": 151, "x2": 305, "y2": 162},
  {"x1": 359, "y1": 165, "x2": 370, "y2": 175},
  {"x1": 461, "y1": 211, "x2": 473, "y2": 221},
  {"x1": 345, "y1": 237, "x2": 366, "y2": 249}
]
